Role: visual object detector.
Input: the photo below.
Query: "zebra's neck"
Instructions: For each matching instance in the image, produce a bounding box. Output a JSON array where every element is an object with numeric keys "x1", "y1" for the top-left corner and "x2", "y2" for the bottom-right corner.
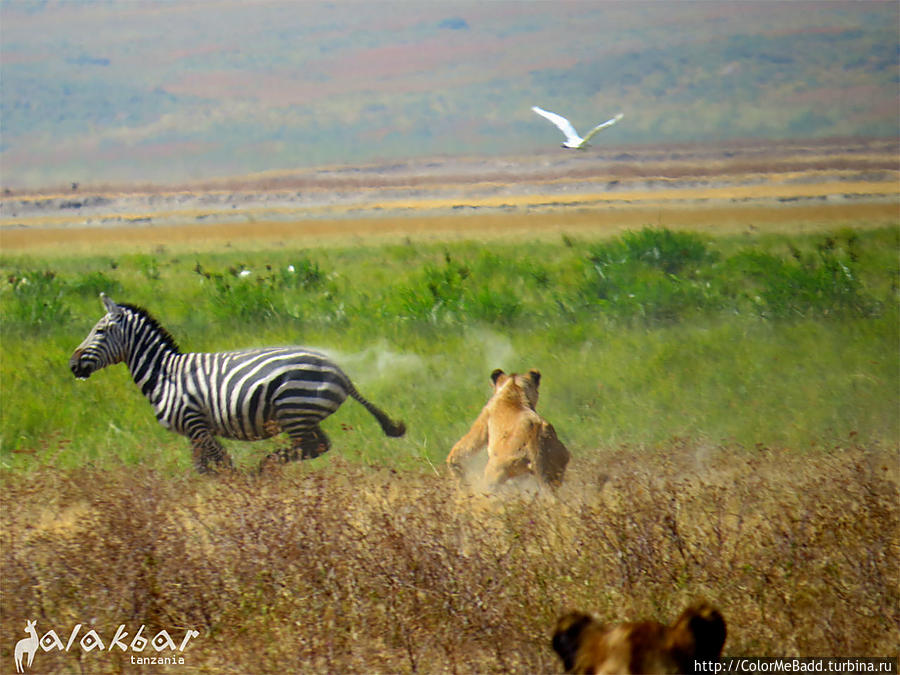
[
  {"x1": 125, "y1": 339, "x2": 179, "y2": 398},
  {"x1": 120, "y1": 306, "x2": 182, "y2": 398}
]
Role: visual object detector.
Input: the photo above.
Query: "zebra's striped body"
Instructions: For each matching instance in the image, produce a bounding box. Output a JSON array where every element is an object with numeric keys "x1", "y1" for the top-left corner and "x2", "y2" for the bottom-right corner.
[
  {"x1": 70, "y1": 294, "x2": 405, "y2": 472},
  {"x1": 152, "y1": 347, "x2": 349, "y2": 441}
]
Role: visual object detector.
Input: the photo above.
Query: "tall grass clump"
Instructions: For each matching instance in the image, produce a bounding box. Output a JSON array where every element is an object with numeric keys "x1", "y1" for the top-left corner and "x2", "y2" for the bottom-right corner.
[
  {"x1": 579, "y1": 228, "x2": 723, "y2": 322},
  {"x1": 390, "y1": 251, "x2": 524, "y2": 326},
  {"x1": 4, "y1": 270, "x2": 71, "y2": 328},
  {"x1": 724, "y1": 235, "x2": 882, "y2": 318},
  {"x1": 577, "y1": 227, "x2": 887, "y2": 323},
  {"x1": 615, "y1": 227, "x2": 716, "y2": 274}
]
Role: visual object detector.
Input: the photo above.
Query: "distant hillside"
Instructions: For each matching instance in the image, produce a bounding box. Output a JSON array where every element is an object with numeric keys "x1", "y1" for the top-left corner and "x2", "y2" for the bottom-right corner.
[{"x1": 1, "y1": 1, "x2": 897, "y2": 188}]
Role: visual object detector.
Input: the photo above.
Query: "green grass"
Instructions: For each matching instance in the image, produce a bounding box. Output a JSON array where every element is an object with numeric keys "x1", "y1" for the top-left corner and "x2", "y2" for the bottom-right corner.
[{"x1": 1, "y1": 226, "x2": 897, "y2": 473}]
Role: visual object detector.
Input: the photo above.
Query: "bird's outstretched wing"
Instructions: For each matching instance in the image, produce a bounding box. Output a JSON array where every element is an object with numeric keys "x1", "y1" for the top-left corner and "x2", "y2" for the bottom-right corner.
[
  {"x1": 532, "y1": 106, "x2": 581, "y2": 145},
  {"x1": 581, "y1": 113, "x2": 624, "y2": 143}
]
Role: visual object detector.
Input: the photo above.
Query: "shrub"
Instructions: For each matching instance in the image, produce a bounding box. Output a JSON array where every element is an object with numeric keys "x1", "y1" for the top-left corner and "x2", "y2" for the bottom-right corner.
[
  {"x1": 579, "y1": 228, "x2": 882, "y2": 323},
  {"x1": 618, "y1": 227, "x2": 716, "y2": 274},
  {"x1": 68, "y1": 270, "x2": 123, "y2": 299},
  {"x1": 392, "y1": 254, "x2": 471, "y2": 324},
  {"x1": 580, "y1": 229, "x2": 720, "y2": 322},
  {"x1": 198, "y1": 258, "x2": 325, "y2": 323},
  {"x1": 466, "y1": 286, "x2": 521, "y2": 324}
]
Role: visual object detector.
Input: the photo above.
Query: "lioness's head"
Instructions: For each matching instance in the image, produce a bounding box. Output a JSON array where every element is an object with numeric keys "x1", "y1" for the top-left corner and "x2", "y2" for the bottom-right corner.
[{"x1": 490, "y1": 368, "x2": 541, "y2": 409}]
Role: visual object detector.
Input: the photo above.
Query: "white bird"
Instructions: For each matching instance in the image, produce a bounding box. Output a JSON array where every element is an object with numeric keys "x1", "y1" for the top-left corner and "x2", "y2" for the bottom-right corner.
[{"x1": 531, "y1": 106, "x2": 624, "y2": 149}]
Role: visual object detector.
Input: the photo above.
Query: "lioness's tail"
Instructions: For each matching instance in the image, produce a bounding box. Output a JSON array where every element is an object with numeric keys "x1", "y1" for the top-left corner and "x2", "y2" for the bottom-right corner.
[{"x1": 347, "y1": 382, "x2": 406, "y2": 437}]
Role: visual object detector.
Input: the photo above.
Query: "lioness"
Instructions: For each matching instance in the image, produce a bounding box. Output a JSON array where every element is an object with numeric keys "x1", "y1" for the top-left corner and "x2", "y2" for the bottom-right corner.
[
  {"x1": 446, "y1": 368, "x2": 570, "y2": 488},
  {"x1": 552, "y1": 602, "x2": 727, "y2": 674}
]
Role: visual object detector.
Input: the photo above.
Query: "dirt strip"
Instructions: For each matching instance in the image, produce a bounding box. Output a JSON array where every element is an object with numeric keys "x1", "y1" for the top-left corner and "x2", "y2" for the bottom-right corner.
[
  {"x1": 2, "y1": 201, "x2": 896, "y2": 254},
  {"x1": 3, "y1": 138, "x2": 897, "y2": 253}
]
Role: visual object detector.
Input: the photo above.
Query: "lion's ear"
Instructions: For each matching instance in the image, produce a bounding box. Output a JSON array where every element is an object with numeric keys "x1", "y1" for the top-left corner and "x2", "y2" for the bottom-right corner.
[
  {"x1": 490, "y1": 368, "x2": 506, "y2": 385},
  {"x1": 528, "y1": 369, "x2": 542, "y2": 389}
]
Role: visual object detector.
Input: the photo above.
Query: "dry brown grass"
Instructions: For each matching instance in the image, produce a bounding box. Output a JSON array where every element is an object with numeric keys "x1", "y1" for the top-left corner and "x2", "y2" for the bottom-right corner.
[{"x1": 2, "y1": 442, "x2": 897, "y2": 673}]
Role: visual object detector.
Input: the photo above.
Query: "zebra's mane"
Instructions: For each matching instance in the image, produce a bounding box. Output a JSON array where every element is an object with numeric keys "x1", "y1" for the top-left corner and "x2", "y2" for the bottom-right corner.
[{"x1": 118, "y1": 303, "x2": 182, "y2": 354}]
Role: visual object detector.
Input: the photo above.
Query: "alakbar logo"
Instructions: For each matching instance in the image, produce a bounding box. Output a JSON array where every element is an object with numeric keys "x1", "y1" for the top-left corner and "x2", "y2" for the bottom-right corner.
[{"x1": 13, "y1": 619, "x2": 200, "y2": 672}]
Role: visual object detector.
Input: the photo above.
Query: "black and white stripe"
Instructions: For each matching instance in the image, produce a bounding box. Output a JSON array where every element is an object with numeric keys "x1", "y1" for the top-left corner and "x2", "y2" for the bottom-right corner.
[{"x1": 70, "y1": 294, "x2": 405, "y2": 473}]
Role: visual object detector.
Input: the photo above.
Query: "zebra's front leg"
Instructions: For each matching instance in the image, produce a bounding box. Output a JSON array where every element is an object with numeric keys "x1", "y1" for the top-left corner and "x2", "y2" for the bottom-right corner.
[{"x1": 190, "y1": 431, "x2": 233, "y2": 474}]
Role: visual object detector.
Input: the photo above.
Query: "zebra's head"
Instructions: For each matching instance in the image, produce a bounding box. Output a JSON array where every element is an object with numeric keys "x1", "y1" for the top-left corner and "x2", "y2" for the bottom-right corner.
[{"x1": 69, "y1": 293, "x2": 128, "y2": 379}]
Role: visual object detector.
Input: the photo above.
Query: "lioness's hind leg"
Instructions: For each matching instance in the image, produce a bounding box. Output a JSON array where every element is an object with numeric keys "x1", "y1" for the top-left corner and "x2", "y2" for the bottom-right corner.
[
  {"x1": 536, "y1": 421, "x2": 570, "y2": 487},
  {"x1": 484, "y1": 455, "x2": 531, "y2": 489}
]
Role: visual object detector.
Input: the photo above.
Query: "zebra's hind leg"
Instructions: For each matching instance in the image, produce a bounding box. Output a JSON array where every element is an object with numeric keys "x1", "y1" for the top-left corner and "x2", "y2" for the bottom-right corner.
[
  {"x1": 190, "y1": 432, "x2": 234, "y2": 474},
  {"x1": 259, "y1": 424, "x2": 331, "y2": 472},
  {"x1": 292, "y1": 424, "x2": 330, "y2": 460}
]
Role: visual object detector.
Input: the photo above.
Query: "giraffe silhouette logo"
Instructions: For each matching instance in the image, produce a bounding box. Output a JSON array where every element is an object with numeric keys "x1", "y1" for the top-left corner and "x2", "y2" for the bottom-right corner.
[{"x1": 14, "y1": 620, "x2": 38, "y2": 673}]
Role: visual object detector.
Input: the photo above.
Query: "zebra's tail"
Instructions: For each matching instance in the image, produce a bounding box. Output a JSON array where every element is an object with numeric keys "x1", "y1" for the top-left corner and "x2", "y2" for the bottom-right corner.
[{"x1": 347, "y1": 383, "x2": 406, "y2": 437}]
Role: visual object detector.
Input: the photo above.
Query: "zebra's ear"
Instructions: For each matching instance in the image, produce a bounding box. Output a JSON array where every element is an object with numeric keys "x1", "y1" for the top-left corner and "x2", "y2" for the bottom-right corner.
[{"x1": 101, "y1": 293, "x2": 122, "y2": 317}]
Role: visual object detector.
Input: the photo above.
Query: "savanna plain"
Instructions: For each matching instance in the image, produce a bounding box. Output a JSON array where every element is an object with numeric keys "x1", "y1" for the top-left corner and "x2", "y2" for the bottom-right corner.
[{"x1": 1, "y1": 149, "x2": 898, "y2": 672}]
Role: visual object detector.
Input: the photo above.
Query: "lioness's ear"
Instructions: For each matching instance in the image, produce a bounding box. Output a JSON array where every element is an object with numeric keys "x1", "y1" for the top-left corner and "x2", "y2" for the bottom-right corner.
[
  {"x1": 490, "y1": 368, "x2": 505, "y2": 385},
  {"x1": 552, "y1": 612, "x2": 594, "y2": 673},
  {"x1": 683, "y1": 604, "x2": 727, "y2": 658},
  {"x1": 529, "y1": 369, "x2": 542, "y2": 388}
]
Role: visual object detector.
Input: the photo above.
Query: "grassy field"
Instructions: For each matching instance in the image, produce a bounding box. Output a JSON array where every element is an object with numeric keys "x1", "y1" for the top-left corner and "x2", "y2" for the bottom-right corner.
[
  {"x1": 1, "y1": 218, "x2": 898, "y2": 669},
  {"x1": 2, "y1": 223, "x2": 897, "y2": 469}
]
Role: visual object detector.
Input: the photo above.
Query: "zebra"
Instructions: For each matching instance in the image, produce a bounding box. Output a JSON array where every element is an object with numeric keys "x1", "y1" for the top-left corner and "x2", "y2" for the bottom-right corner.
[{"x1": 69, "y1": 294, "x2": 406, "y2": 473}]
